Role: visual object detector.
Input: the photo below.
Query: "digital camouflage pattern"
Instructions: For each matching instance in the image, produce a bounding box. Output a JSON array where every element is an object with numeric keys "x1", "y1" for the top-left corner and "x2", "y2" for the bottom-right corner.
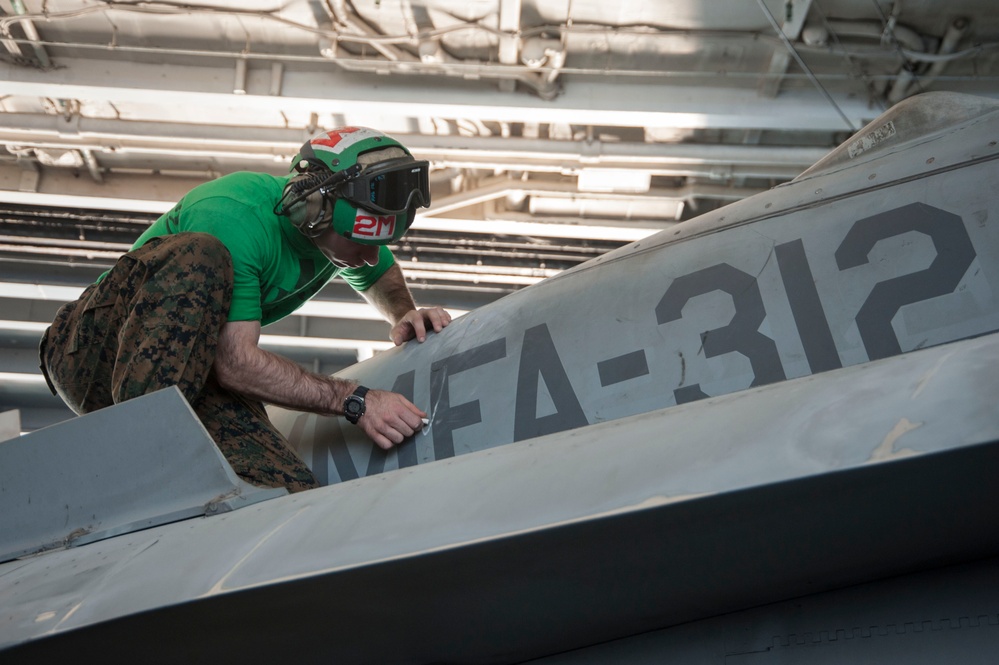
[{"x1": 41, "y1": 232, "x2": 319, "y2": 493}]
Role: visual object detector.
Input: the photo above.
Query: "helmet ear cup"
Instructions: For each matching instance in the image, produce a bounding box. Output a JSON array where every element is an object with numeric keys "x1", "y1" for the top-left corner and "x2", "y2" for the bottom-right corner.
[{"x1": 282, "y1": 176, "x2": 330, "y2": 237}]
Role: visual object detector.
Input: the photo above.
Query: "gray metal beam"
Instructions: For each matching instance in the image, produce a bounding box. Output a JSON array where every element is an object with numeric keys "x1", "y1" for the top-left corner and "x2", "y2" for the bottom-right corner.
[
  {"x1": 0, "y1": 113, "x2": 832, "y2": 169},
  {"x1": 758, "y1": 0, "x2": 814, "y2": 98},
  {"x1": 0, "y1": 57, "x2": 882, "y2": 131}
]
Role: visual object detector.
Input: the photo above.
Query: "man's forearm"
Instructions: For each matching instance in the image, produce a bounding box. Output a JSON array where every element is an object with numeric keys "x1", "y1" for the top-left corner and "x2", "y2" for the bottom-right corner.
[
  {"x1": 217, "y1": 331, "x2": 426, "y2": 449},
  {"x1": 215, "y1": 325, "x2": 356, "y2": 415},
  {"x1": 360, "y1": 263, "x2": 416, "y2": 325}
]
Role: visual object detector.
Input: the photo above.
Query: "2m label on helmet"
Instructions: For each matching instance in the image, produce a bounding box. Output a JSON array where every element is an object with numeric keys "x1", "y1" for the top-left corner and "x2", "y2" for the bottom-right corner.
[{"x1": 353, "y1": 212, "x2": 397, "y2": 240}]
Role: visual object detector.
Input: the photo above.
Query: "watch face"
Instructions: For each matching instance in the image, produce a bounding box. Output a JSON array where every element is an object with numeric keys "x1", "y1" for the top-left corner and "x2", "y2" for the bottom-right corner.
[{"x1": 344, "y1": 393, "x2": 365, "y2": 423}]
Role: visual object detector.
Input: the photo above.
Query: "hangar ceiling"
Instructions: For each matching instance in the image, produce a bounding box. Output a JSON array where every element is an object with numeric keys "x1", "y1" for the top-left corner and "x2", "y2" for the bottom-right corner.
[{"x1": 2, "y1": 0, "x2": 998, "y2": 431}]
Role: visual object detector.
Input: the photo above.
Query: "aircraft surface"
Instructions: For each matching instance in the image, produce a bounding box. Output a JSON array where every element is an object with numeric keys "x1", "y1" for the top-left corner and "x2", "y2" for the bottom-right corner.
[
  {"x1": 1, "y1": 92, "x2": 998, "y2": 663},
  {"x1": 268, "y1": 91, "x2": 999, "y2": 484}
]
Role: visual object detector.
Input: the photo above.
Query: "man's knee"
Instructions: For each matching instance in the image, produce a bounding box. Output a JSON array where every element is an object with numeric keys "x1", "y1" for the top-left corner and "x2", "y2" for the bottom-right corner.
[
  {"x1": 128, "y1": 233, "x2": 234, "y2": 317},
  {"x1": 135, "y1": 232, "x2": 233, "y2": 290},
  {"x1": 179, "y1": 232, "x2": 232, "y2": 271}
]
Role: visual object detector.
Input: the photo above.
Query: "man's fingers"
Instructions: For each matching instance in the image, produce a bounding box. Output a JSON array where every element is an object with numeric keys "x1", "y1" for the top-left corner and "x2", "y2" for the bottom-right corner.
[
  {"x1": 391, "y1": 307, "x2": 452, "y2": 345},
  {"x1": 386, "y1": 407, "x2": 425, "y2": 437},
  {"x1": 365, "y1": 419, "x2": 404, "y2": 448},
  {"x1": 358, "y1": 390, "x2": 427, "y2": 447},
  {"x1": 410, "y1": 313, "x2": 428, "y2": 342},
  {"x1": 428, "y1": 308, "x2": 450, "y2": 333},
  {"x1": 399, "y1": 408, "x2": 425, "y2": 430},
  {"x1": 391, "y1": 322, "x2": 410, "y2": 346},
  {"x1": 370, "y1": 430, "x2": 394, "y2": 450},
  {"x1": 428, "y1": 307, "x2": 451, "y2": 332}
]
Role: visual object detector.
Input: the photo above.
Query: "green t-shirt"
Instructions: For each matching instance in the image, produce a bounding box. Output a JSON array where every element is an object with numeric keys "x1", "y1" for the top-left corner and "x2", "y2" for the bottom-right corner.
[{"x1": 129, "y1": 172, "x2": 395, "y2": 326}]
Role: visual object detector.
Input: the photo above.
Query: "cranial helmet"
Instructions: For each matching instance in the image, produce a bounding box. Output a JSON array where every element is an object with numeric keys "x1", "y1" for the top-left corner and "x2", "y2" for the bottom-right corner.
[{"x1": 275, "y1": 127, "x2": 431, "y2": 244}]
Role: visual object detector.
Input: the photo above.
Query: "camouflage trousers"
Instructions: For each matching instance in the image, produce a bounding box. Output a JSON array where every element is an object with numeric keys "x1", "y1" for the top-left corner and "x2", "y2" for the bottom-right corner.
[{"x1": 40, "y1": 232, "x2": 319, "y2": 493}]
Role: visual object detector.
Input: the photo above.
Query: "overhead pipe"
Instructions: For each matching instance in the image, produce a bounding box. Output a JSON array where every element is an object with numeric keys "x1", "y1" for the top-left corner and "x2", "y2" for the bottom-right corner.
[
  {"x1": 3, "y1": 142, "x2": 806, "y2": 185},
  {"x1": 911, "y1": 18, "x2": 970, "y2": 94},
  {"x1": 799, "y1": 18, "x2": 927, "y2": 104},
  {"x1": 533, "y1": 44, "x2": 566, "y2": 101},
  {"x1": 327, "y1": 0, "x2": 415, "y2": 63},
  {"x1": 799, "y1": 19, "x2": 924, "y2": 52},
  {"x1": 8, "y1": 0, "x2": 50, "y2": 68},
  {"x1": 799, "y1": 17, "x2": 971, "y2": 104},
  {"x1": 497, "y1": 0, "x2": 522, "y2": 93},
  {"x1": 0, "y1": 11, "x2": 25, "y2": 61},
  {"x1": 845, "y1": 19, "x2": 923, "y2": 104},
  {"x1": 0, "y1": 118, "x2": 829, "y2": 178},
  {"x1": 80, "y1": 149, "x2": 104, "y2": 184},
  {"x1": 888, "y1": 18, "x2": 969, "y2": 103},
  {"x1": 887, "y1": 65, "x2": 917, "y2": 105},
  {"x1": 424, "y1": 177, "x2": 762, "y2": 221},
  {"x1": 322, "y1": 0, "x2": 563, "y2": 99},
  {"x1": 321, "y1": 40, "x2": 567, "y2": 100}
]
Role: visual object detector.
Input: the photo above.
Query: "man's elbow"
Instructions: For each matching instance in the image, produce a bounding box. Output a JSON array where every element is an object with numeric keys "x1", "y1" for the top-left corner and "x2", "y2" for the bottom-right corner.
[
  {"x1": 213, "y1": 350, "x2": 245, "y2": 392},
  {"x1": 214, "y1": 320, "x2": 262, "y2": 393}
]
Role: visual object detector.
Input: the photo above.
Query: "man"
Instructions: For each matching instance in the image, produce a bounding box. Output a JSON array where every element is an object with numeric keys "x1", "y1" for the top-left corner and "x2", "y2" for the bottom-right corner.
[{"x1": 39, "y1": 127, "x2": 451, "y2": 492}]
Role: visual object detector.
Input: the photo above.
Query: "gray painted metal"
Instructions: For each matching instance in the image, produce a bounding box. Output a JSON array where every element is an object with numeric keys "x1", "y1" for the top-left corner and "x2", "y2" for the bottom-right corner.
[
  {"x1": 0, "y1": 408, "x2": 19, "y2": 441},
  {"x1": 0, "y1": 57, "x2": 883, "y2": 132},
  {"x1": 1, "y1": 330, "x2": 998, "y2": 660},
  {"x1": 523, "y1": 558, "x2": 999, "y2": 664},
  {"x1": 0, "y1": 387, "x2": 285, "y2": 563},
  {"x1": 270, "y1": 92, "x2": 999, "y2": 485}
]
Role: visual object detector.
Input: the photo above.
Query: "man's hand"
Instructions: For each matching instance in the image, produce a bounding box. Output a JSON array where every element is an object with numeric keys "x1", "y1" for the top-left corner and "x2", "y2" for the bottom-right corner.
[
  {"x1": 359, "y1": 264, "x2": 453, "y2": 345},
  {"x1": 358, "y1": 389, "x2": 427, "y2": 449},
  {"x1": 390, "y1": 306, "x2": 452, "y2": 345},
  {"x1": 215, "y1": 322, "x2": 427, "y2": 451}
]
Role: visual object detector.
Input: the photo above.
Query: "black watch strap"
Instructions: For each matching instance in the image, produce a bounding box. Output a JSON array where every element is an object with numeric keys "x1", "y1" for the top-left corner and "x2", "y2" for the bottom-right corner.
[{"x1": 343, "y1": 385, "x2": 369, "y2": 425}]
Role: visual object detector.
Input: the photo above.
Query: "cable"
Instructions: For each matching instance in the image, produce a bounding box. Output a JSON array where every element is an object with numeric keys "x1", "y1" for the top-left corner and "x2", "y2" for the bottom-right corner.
[
  {"x1": 811, "y1": 0, "x2": 886, "y2": 114},
  {"x1": 755, "y1": 0, "x2": 857, "y2": 131}
]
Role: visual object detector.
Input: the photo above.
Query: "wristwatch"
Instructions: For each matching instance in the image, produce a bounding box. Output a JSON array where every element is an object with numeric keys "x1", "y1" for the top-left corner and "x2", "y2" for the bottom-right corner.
[{"x1": 343, "y1": 385, "x2": 369, "y2": 425}]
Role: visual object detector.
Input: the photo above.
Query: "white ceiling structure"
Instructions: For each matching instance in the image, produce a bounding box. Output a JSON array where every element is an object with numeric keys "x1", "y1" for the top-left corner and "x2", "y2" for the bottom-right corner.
[{"x1": 1, "y1": 0, "x2": 998, "y2": 430}]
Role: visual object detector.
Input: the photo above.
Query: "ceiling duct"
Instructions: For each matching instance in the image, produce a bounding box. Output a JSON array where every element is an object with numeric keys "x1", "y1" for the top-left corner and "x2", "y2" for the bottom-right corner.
[{"x1": 529, "y1": 196, "x2": 683, "y2": 221}]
